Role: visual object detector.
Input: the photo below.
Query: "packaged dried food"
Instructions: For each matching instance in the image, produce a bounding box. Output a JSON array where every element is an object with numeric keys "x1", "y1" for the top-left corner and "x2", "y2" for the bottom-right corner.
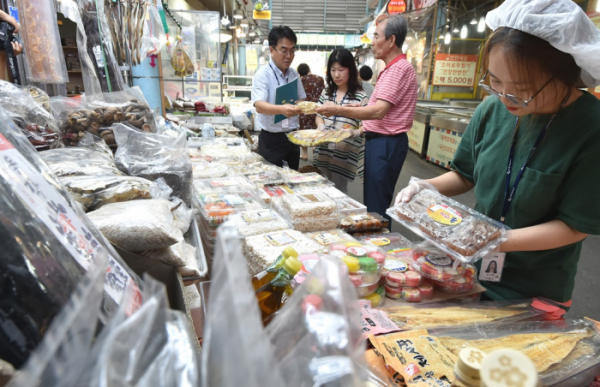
[
  {"x1": 195, "y1": 190, "x2": 266, "y2": 226},
  {"x1": 287, "y1": 129, "x2": 353, "y2": 147},
  {"x1": 227, "y1": 209, "x2": 292, "y2": 238},
  {"x1": 59, "y1": 175, "x2": 157, "y2": 211},
  {"x1": 304, "y1": 229, "x2": 356, "y2": 247},
  {"x1": 387, "y1": 181, "x2": 508, "y2": 263},
  {"x1": 113, "y1": 124, "x2": 192, "y2": 205},
  {"x1": 336, "y1": 197, "x2": 367, "y2": 214},
  {"x1": 245, "y1": 170, "x2": 286, "y2": 186},
  {"x1": 198, "y1": 141, "x2": 251, "y2": 160},
  {"x1": 87, "y1": 199, "x2": 184, "y2": 252},
  {"x1": 356, "y1": 281, "x2": 381, "y2": 297},
  {"x1": 138, "y1": 241, "x2": 190, "y2": 267},
  {"x1": 286, "y1": 172, "x2": 333, "y2": 187},
  {"x1": 412, "y1": 244, "x2": 467, "y2": 281},
  {"x1": 178, "y1": 243, "x2": 200, "y2": 278},
  {"x1": 293, "y1": 185, "x2": 346, "y2": 200},
  {"x1": 357, "y1": 232, "x2": 414, "y2": 259},
  {"x1": 193, "y1": 176, "x2": 255, "y2": 193},
  {"x1": 191, "y1": 161, "x2": 229, "y2": 179},
  {"x1": 296, "y1": 101, "x2": 319, "y2": 114},
  {"x1": 244, "y1": 229, "x2": 327, "y2": 275},
  {"x1": 340, "y1": 212, "x2": 389, "y2": 233},
  {"x1": 280, "y1": 192, "x2": 339, "y2": 219},
  {"x1": 41, "y1": 147, "x2": 123, "y2": 177},
  {"x1": 433, "y1": 265, "x2": 478, "y2": 294},
  {"x1": 260, "y1": 184, "x2": 295, "y2": 202}
]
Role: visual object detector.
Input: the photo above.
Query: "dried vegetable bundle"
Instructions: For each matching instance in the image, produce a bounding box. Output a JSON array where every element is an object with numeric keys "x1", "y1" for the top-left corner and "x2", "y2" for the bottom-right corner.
[{"x1": 171, "y1": 39, "x2": 195, "y2": 77}]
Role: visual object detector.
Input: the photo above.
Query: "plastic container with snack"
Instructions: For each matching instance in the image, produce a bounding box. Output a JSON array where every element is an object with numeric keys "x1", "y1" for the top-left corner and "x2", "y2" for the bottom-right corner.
[
  {"x1": 411, "y1": 243, "x2": 467, "y2": 281},
  {"x1": 387, "y1": 179, "x2": 508, "y2": 263},
  {"x1": 304, "y1": 229, "x2": 356, "y2": 247},
  {"x1": 245, "y1": 170, "x2": 286, "y2": 186},
  {"x1": 195, "y1": 189, "x2": 267, "y2": 226},
  {"x1": 191, "y1": 161, "x2": 229, "y2": 179},
  {"x1": 286, "y1": 172, "x2": 334, "y2": 187},
  {"x1": 226, "y1": 209, "x2": 292, "y2": 238},
  {"x1": 335, "y1": 197, "x2": 367, "y2": 215},
  {"x1": 360, "y1": 285, "x2": 386, "y2": 308},
  {"x1": 193, "y1": 175, "x2": 255, "y2": 193},
  {"x1": 357, "y1": 232, "x2": 414, "y2": 259},
  {"x1": 433, "y1": 264, "x2": 478, "y2": 294},
  {"x1": 340, "y1": 212, "x2": 389, "y2": 233},
  {"x1": 327, "y1": 241, "x2": 386, "y2": 286}
]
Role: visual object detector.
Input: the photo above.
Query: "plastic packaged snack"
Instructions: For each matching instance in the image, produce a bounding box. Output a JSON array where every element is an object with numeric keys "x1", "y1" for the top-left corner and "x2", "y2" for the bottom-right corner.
[
  {"x1": 286, "y1": 172, "x2": 333, "y2": 187},
  {"x1": 412, "y1": 243, "x2": 467, "y2": 281},
  {"x1": 191, "y1": 161, "x2": 229, "y2": 179},
  {"x1": 336, "y1": 196, "x2": 368, "y2": 214},
  {"x1": 356, "y1": 281, "x2": 381, "y2": 297},
  {"x1": 387, "y1": 179, "x2": 508, "y2": 263},
  {"x1": 87, "y1": 199, "x2": 184, "y2": 252},
  {"x1": 193, "y1": 175, "x2": 255, "y2": 193},
  {"x1": 40, "y1": 147, "x2": 123, "y2": 177},
  {"x1": 227, "y1": 209, "x2": 292, "y2": 238},
  {"x1": 245, "y1": 170, "x2": 286, "y2": 186},
  {"x1": 198, "y1": 141, "x2": 252, "y2": 160},
  {"x1": 280, "y1": 192, "x2": 339, "y2": 218},
  {"x1": 304, "y1": 229, "x2": 356, "y2": 246},
  {"x1": 286, "y1": 129, "x2": 353, "y2": 147},
  {"x1": 195, "y1": 189, "x2": 267, "y2": 226},
  {"x1": 296, "y1": 101, "x2": 319, "y2": 114},
  {"x1": 433, "y1": 265, "x2": 478, "y2": 294},
  {"x1": 361, "y1": 286, "x2": 386, "y2": 308},
  {"x1": 244, "y1": 229, "x2": 327, "y2": 275},
  {"x1": 348, "y1": 268, "x2": 382, "y2": 287},
  {"x1": 340, "y1": 212, "x2": 390, "y2": 233},
  {"x1": 357, "y1": 232, "x2": 414, "y2": 259}
]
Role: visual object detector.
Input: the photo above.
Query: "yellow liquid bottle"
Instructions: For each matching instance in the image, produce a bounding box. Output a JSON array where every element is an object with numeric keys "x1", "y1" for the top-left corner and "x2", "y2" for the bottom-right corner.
[
  {"x1": 252, "y1": 246, "x2": 298, "y2": 291},
  {"x1": 256, "y1": 256, "x2": 302, "y2": 325}
]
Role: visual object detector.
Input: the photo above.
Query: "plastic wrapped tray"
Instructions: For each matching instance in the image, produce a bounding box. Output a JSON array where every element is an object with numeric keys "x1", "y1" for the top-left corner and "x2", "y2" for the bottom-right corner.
[
  {"x1": 191, "y1": 161, "x2": 229, "y2": 179},
  {"x1": 193, "y1": 176, "x2": 255, "y2": 193},
  {"x1": 432, "y1": 265, "x2": 478, "y2": 294},
  {"x1": 357, "y1": 232, "x2": 414, "y2": 259},
  {"x1": 340, "y1": 212, "x2": 389, "y2": 233},
  {"x1": 304, "y1": 229, "x2": 356, "y2": 247},
  {"x1": 336, "y1": 197, "x2": 367, "y2": 214},
  {"x1": 286, "y1": 172, "x2": 333, "y2": 187},
  {"x1": 245, "y1": 170, "x2": 286, "y2": 186},
  {"x1": 293, "y1": 185, "x2": 347, "y2": 200},
  {"x1": 195, "y1": 189, "x2": 267, "y2": 226},
  {"x1": 387, "y1": 188, "x2": 508, "y2": 263},
  {"x1": 260, "y1": 184, "x2": 295, "y2": 202},
  {"x1": 384, "y1": 284, "x2": 434, "y2": 302},
  {"x1": 226, "y1": 209, "x2": 292, "y2": 238},
  {"x1": 411, "y1": 244, "x2": 467, "y2": 281},
  {"x1": 279, "y1": 193, "x2": 339, "y2": 219},
  {"x1": 243, "y1": 229, "x2": 327, "y2": 275},
  {"x1": 382, "y1": 256, "x2": 423, "y2": 288}
]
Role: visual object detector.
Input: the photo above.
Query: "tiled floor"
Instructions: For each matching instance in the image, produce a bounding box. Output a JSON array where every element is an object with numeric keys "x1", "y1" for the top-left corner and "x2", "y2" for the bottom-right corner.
[{"x1": 301, "y1": 149, "x2": 600, "y2": 320}]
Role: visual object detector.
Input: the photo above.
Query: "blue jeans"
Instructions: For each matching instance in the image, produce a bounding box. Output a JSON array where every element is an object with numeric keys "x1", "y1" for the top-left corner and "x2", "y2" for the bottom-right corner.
[{"x1": 364, "y1": 133, "x2": 409, "y2": 223}]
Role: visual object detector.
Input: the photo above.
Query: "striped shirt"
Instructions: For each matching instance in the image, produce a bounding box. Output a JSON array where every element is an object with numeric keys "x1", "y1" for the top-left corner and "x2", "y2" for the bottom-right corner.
[
  {"x1": 364, "y1": 54, "x2": 418, "y2": 135},
  {"x1": 314, "y1": 89, "x2": 369, "y2": 181}
]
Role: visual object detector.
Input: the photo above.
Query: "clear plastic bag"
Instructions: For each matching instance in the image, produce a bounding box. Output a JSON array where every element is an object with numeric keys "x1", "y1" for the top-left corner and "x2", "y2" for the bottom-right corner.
[
  {"x1": 40, "y1": 147, "x2": 123, "y2": 177},
  {"x1": 387, "y1": 177, "x2": 509, "y2": 263},
  {"x1": 113, "y1": 123, "x2": 193, "y2": 205},
  {"x1": 0, "y1": 112, "x2": 142, "y2": 369},
  {"x1": 83, "y1": 274, "x2": 199, "y2": 387},
  {"x1": 201, "y1": 223, "x2": 286, "y2": 387},
  {"x1": 142, "y1": 4, "x2": 166, "y2": 58},
  {"x1": 17, "y1": 0, "x2": 69, "y2": 83},
  {"x1": 87, "y1": 199, "x2": 184, "y2": 252},
  {"x1": 171, "y1": 198, "x2": 196, "y2": 234},
  {"x1": 265, "y1": 255, "x2": 368, "y2": 386},
  {"x1": 226, "y1": 209, "x2": 292, "y2": 238}
]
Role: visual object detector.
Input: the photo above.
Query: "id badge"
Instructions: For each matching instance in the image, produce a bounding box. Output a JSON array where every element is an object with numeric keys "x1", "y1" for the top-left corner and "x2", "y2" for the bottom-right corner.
[
  {"x1": 479, "y1": 252, "x2": 506, "y2": 282},
  {"x1": 282, "y1": 119, "x2": 289, "y2": 129}
]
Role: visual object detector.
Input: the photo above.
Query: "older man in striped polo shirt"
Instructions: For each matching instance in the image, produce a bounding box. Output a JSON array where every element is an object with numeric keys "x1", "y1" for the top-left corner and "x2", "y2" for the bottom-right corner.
[{"x1": 316, "y1": 15, "x2": 418, "y2": 222}]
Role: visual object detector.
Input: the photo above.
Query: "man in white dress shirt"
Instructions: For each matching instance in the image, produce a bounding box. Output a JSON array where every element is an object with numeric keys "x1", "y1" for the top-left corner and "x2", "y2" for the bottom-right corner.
[{"x1": 252, "y1": 26, "x2": 306, "y2": 170}]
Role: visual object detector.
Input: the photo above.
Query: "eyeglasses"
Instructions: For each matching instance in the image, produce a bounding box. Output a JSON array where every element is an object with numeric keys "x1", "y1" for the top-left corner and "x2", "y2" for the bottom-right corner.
[
  {"x1": 272, "y1": 47, "x2": 296, "y2": 57},
  {"x1": 478, "y1": 71, "x2": 553, "y2": 108}
]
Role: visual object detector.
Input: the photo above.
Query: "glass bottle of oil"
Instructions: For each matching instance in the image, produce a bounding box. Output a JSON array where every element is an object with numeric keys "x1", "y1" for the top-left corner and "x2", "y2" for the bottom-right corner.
[
  {"x1": 256, "y1": 256, "x2": 302, "y2": 325},
  {"x1": 252, "y1": 246, "x2": 298, "y2": 291}
]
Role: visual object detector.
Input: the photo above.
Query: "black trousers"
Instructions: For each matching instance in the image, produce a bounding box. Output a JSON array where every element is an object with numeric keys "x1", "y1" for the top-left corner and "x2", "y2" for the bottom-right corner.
[{"x1": 258, "y1": 130, "x2": 300, "y2": 171}]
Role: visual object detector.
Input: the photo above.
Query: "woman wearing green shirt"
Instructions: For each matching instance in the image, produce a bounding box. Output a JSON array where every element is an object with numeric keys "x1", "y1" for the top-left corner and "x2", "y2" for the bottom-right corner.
[{"x1": 397, "y1": 0, "x2": 600, "y2": 304}]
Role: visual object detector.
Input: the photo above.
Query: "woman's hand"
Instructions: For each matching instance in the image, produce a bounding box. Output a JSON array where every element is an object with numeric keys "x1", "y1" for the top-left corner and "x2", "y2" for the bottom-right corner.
[{"x1": 315, "y1": 102, "x2": 340, "y2": 117}]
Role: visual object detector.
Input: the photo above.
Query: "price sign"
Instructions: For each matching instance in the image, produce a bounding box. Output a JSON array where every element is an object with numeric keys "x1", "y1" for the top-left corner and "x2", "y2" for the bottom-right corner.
[
  {"x1": 432, "y1": 54, "x2": 478, "y2": 87},
  {"x1": 387, "y1": 0, "x2": 406, "y2": 14}
]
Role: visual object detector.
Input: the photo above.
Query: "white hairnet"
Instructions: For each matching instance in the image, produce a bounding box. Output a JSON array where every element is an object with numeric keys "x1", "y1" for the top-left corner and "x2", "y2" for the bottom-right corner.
[{"x1": 486, "y1": 0, "x2": 600, "y2": 88}]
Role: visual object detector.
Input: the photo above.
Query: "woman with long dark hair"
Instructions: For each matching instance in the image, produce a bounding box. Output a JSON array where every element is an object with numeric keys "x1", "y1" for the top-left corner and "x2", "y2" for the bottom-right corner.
[
  {"x1": 396, "y1": 0, "x2": 600, "y2": 305},
  {"x1": 313, "y1": 49, "x2": 368, "y2": 193}
]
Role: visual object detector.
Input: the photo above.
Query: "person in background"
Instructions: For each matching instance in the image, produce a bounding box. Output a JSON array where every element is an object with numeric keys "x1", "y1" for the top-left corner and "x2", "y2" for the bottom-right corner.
[
  {"x1": 316, "y1": 15, "x2": 417, "y2": 221},
  {"x1": 359, "y1": 65, "x2": 375, "y2": 98},
  {"x1": 396, "y1": 0, "x2": 600, "y2": 304},
  {"x1": 252, "y1": 26, "x2": 306, "y2": 170},
  {"x1": 0, "y1": 9, "x2": 22, "y2": 82},
  {"x1": 313, "y1": 49, "x2": 368, "y2": 194},
  {"x1": 297, "y1": 63, "x2": 325, "y2": 160}
]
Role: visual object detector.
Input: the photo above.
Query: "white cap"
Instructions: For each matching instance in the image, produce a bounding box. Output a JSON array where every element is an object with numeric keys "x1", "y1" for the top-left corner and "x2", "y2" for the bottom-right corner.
[
  {"x1": 486, "y1": 0, "x2": 600, "y2": 88},
  {"x1": 480, "y1": 349, "x2": 538, "y2": 387},
  {"x1": 454, "y1": 348, "x2": 487, "y2": 387}
]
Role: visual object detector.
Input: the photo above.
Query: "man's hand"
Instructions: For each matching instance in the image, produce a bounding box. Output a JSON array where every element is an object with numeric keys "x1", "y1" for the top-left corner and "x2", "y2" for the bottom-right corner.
[
  {"x1": 315, "y1": 102, "x2": 340, "y2": 117},
  {"x1": 11, "y1": 42, "x2": 22, "y2": 55},
  {"x1": 281, "y1": 104, "x2": 302, "y2": 118}
]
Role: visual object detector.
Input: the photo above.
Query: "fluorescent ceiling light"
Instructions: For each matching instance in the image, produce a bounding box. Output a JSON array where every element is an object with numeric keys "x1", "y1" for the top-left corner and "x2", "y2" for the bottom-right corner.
[{"x1": 460, "y1": 24, "x2": 468, "y2": 39}]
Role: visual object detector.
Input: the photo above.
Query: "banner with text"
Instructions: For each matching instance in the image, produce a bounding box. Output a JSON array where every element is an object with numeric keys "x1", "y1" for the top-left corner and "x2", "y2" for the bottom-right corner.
[{"x1": 432, "y1": 54, "x2": 478, "y2": 88}]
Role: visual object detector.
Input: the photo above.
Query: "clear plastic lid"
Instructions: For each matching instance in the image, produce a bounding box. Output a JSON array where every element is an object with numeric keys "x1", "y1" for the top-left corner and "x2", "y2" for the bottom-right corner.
[
  {"x1": 280, "y1": 193, "x2": 339, "y2": 219},
  {"x1": 340, "y1": 212, "x2": 389, "y2": 233},
  {"x1": 357, "y1": 232, "x2": 414, "y2": 258},
  {"x1": 387, "y1": 184, "x2": 508, "y2": 263},
  {"x1": 294, "y1": 185, "x2": 347, "y2": 200},
  {"x1": 411, "y1": 243, "x2": 468, "y2": 282},
  {"x1": 193, "y1": 176, "x2": 255, "y2": 193},
  {"x1": 245, "y1": 170, "x2": 286, "y2": 186},
  {"x1": 304, "y1": 229, "x2": 356, "y2": 246},
  {"x1": 195, "y1": 189, "x2": 267, "y2": 225},
  {"x1": 191, "y1": 161, "x2": 229, "y2": 179},
  {"x1": 227, "y1": 209, "x2": 292, "y2": 237},
  {"x1": 286, "y1": 172, "x2": 334, "y2": 187},
  {"x1": 336, "y1": 197, "x2": 367, "y2": 215}
]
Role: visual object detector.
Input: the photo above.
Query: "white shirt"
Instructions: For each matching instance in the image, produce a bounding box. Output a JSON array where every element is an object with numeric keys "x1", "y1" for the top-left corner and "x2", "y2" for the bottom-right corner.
[{"x1": 252, "y1": 60, "x2": 307, "y2": 133}]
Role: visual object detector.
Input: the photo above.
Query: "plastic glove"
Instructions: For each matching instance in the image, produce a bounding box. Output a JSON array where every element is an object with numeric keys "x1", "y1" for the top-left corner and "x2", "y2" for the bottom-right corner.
[{"x1": 395, "y1": 178, "x2": 438, "y2": 205}]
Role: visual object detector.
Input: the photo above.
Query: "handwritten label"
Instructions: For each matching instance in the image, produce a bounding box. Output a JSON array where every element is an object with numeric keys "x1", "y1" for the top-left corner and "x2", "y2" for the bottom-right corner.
[{"x1": 432, "y1": 54, "x2": 478, "y2": 87}]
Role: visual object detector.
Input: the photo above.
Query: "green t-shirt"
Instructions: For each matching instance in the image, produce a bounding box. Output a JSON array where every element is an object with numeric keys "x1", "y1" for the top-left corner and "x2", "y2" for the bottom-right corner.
[{"x1": 450, "y1": 92, "x2": 600, "y2": 303}]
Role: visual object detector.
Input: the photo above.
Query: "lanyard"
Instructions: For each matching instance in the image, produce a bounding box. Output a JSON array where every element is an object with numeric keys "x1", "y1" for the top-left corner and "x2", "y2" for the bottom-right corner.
[
  {"x1": 500, "y1": 92, "x2": 571, "y2": 223},
  {"x1": 269, "y1": 63, "x2": 288, "y2": 86},
  {"x1": 328, "y1": 90, "x2": 348, "y2": 130}
]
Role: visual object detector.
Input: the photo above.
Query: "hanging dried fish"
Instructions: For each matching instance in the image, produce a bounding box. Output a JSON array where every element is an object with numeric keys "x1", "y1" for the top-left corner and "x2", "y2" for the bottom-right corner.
[
  {"x1": 171, "y1": 39, "x2": 194, "y2": 77},
  {"x1": 135, "y1": 0, "x2": 148, "y2": 64}
]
